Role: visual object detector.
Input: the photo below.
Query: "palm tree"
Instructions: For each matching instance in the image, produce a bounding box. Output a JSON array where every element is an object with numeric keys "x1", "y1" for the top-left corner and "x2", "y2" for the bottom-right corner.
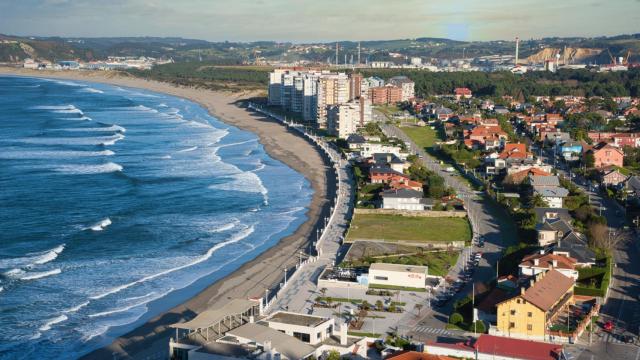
[{"x1": 320, "y1": 287, "x2": 327, "y2": 299}]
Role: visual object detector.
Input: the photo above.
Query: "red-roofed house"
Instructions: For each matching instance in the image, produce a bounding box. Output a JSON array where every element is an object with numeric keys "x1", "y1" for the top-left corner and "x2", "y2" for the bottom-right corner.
[
  {"x1": 544, "y1": 113, "x2": 564, "y2": 126},
  {"x1": 519, "y1": 252, "x2": 579, "y2": 280},
  {"x1": 454, "y1": 87, "x2": 472, "y2": 100},
  {"x1": 370, "y1": 167, "x2": 409, "y2": 184},
  {"x1": 588, "y1": 142, "x2": 624, "y2": 168},
  {"x1": 508, "y1": 168, "x2": 551, "y2": 184},
  {"x1": 465, "y1": 126, "x2": 508, "y2": 150},
  {"x1": 499, "y1": 143, "x2": 530, "y2": 160},
  {"x1": 425, "y1": 334, "x2": 565, "y2": 360},
  {"x1": 385, "y1": 351, "x2": 456, "y2": 360}
]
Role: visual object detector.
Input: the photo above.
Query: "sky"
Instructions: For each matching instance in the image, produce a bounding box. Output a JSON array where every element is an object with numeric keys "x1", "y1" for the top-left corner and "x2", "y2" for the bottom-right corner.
[{"x1": 1, "y1": 0, "x2": 639, "y2": 42}]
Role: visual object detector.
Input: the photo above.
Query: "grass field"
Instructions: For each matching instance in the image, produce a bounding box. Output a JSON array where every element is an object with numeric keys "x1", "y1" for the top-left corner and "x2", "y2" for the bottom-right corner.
[
  {"x1": 346, "y1": 214, "x2": 471, "y2": 243},
  {"x1": 343, "y1": 250, "x2": 459, "y2": 277},
  {"x1": 401, "y1": 126, "x2": 440, "y2": 149}
]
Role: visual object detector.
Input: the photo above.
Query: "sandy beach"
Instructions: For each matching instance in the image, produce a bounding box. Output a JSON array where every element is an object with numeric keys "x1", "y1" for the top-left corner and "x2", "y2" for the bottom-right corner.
[{"x1": 0, "y1": 67, "x2": 334, "y2": 359}]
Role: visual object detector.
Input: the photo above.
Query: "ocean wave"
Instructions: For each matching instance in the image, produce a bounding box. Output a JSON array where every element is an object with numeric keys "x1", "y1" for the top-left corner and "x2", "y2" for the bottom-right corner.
[
  {"x1": 209, "y1": 221, "x2": 237, "y2": 233},
  {"x1": 208, "y1": 172, "x2": 269, "y2": 204},
  {"x1": 62, "y1": 125, "x2": 126, "y2": 133},
  {"x1": 60, "y1": 115, "x2": 92, "y2": 121},
  {"x1": 15, "y1": 134, "x2": 124, "y2": 146},
  {"x1": 86, "y1": 218, "x2": 112, "y2": 231},
  {"x1": 90, "y1": 226, "x2": 255, "y2": 300},
  {"x1": 0, "y1": 244, "x2": 65, "y2": 270},
  {"x1": 0, "y1": 150, "x2": 114, "y2": 159},
  {"x1": 53, "y1": 163, "x2": 123, "y2": 175},
  {"x1": 4, "y1": 268, "x2": 62, "y2": 281},
  {"x1": 51, "y1": 105, "x2": 84, "y2": 116},
  {"x1": 31, "y1": 105, "x2": 76, "y2": 110},
  {"x1": 176, "y1": 146, "x2": 198, "y2": 153},
  {"x1": 100, "y1": 133, "x2": 126, "y2": 146},
  {"x1": 39, "y1": 314, "x2": 68, "y2": 331},
  {"x1": 82, "y1": 87, "x2": 104, "y2": 94},
  {"x1": 63, "y1": 301, "x2": 90, "y2": 314},
  {"x1": 88, "y1": 288, "x2": 174, "y2": 318},
  {"x1": 214, "y1": 138, "x2": 257, "y2": 149}
]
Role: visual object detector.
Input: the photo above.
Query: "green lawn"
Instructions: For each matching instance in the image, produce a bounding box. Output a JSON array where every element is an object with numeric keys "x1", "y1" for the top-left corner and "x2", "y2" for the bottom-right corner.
[
  {"x1": 401, "y1": 126, "x2": 439, "y2": 149},
  {"x1": 343, "y1": 250, "x2": 459, "y2": 277},
  {"x1": 346, "y1": 214, "x2": 471, "y2": 243}
]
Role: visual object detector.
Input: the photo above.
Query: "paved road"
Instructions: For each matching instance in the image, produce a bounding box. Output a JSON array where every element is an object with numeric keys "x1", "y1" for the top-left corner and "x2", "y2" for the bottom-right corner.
[
  {"x1": 536, "y1": 147, "x2": 640, "y2": 358},
  {"x1": 380, "y1": 122, "x2": 518, "y2": 339}
]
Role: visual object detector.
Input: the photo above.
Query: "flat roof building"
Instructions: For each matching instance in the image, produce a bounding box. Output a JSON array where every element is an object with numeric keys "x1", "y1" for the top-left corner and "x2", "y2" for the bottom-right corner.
[{"x1": 368, "y1": 263, "x2": 434, "y2": 290}]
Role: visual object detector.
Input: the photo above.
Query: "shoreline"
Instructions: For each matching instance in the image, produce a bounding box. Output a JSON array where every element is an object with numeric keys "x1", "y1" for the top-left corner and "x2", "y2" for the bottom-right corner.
[{"x1": 0, "y1": 68, "x2": 335, "y2": 359}]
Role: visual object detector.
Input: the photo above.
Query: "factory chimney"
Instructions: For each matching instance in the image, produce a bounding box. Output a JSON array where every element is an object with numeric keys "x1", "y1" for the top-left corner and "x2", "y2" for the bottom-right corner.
[
  {"x1": 335, "y1": 42, "x2": 339, "y2": 67},
  {"x1": 358, "y1": 42, "x2": 361, "y2": 66},
  {"x1": 515, "y1": 37, "x2": 520, "y2": 66}
]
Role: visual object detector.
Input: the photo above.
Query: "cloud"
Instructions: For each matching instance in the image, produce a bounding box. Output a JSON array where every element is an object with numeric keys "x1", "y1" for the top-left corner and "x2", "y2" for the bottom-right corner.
[{"x1": 0, "y1": 0, "x2": 638, "y2": 41}]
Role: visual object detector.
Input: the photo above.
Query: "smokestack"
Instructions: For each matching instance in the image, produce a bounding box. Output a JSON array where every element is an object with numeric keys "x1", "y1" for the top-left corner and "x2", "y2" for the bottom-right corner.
[
  {"x1": 515, "y1": 37, "x2": 520, "y2": 66},
  {"x1": 358, "y1": 42, "x2": 361, "y2": 65},
  {"x1": 335, "y1": 42, "x2": 339, "y2": 67}
]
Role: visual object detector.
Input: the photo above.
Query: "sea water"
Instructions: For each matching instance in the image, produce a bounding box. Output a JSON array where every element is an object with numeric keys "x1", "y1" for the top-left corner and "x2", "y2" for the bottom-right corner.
[{"x1": 0, "y1": 76, "x2": 313, "y2": 359}]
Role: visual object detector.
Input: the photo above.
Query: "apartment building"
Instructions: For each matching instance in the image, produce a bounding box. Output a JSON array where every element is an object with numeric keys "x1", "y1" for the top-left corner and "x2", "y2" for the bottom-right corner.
[
  {"x1": 368, "y1": 85, "x2": 402, "y2": 105},
  {"x1": 326, "y1": 98, "x2": 372, "y2": 138},
  {"x1": 388, "y1": 76, "x2": 416, "y2": 101},
  {"x1": 317, "y1": 73, "x2": 350, "y2": 127}
]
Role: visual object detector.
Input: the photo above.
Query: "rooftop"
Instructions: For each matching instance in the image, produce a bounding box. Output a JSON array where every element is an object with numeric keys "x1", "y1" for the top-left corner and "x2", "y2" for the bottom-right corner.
[
  {"x1": 474, "y1": 334, "x2": 563, "y2": 360},
  {"x1": 520, "y1": 253, "x2": 577, "y2": 270},
  {"x1": 520, "y1": 269, "x2": 575, "y2": 312},
  {"x1": 267, "y1": 311, "x2": 329, "y2": 328},
  {"x1": 529, "y1": 175, "x2": 560, "y2": 187},
  {"x1": 369, "y1": 262, "x2": 428, "y2": 274},
  {"x1": 227, "y1": 323, "x2": 315, "y2": 360}
]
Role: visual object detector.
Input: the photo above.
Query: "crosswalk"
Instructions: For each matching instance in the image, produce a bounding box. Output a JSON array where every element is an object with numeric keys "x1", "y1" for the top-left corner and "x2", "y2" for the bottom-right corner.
[{"x1": 413, "y1": 325, "x2": 456, "y2": 337}]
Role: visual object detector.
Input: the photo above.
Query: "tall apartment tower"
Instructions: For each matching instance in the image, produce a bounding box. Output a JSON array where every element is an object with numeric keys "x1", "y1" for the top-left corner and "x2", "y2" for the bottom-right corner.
[
  {"x1": 349, "y1": 73, "x2": 363, "y2": 101},
  {"x1": 317, "y1": 73, "x2": 349, "y2": 128}
]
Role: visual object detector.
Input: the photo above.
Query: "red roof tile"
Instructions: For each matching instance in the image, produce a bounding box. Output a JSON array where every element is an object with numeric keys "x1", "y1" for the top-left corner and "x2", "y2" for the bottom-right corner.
[{"x1": 474, "y1": 335, "x2": 563, "y2": 360}]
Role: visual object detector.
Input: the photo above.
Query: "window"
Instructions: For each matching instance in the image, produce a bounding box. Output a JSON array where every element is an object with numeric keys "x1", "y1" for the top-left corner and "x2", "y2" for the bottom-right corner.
[
  {"x1": 516, "y1": 299, "x2": 521, "y2": 304},
  {"x1": 510, "y1": 322, "x2": 516, "y2": 329},
  {"x1": 528, "y1": 312, "x2": 533, "y2": 317},
  {"x1": 527, "y1": 324, "x2": 533, "y2": 331},
  {"x1": 374, "y1": 276, "x2": 388, "y2": 281},
  {"x1": 293, "y1": 332, "x2": 310, "y2": 343},
  {"x1": 511, "y1": 310, "x2": 516, "y2": 315}
]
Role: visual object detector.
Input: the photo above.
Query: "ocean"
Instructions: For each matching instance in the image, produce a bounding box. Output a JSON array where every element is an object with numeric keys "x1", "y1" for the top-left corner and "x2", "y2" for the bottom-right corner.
[{"x1": 0, "y1": 76, "x2": 313, "y2": 359}]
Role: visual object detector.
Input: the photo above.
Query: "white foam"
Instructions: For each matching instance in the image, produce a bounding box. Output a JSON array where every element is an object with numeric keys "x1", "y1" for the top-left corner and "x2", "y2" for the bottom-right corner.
[
  {"x1": 4, "y1": 268, "x2": 62, "y2": 281},
  {"x1": 100, "y1": 133, "x2": 126, "y2": 146},
  {"x1": 39, "y1": 314, "x2": 68, "y2": 331},
  {"x1": 90, "y1": 226, "x2": 255, "y2": 300},
  {"x1": 87, "y1": 218, "x2": 112, "y2": 231},
  {"x1": 209, "y1": 222, "x2": 237, "y2": 233},
  {"x1": 88, "y1": 288, "x2": 174, "y2": 318},
  {"x1": 0, "y1": 244, "x2": 65, "y2": 269},
  {"x1": 214, "y1": 138, "x2": 257, "y2": 149},
  {"x1": 53, "y1": 163, "x2": 123, "y2": 175},
  {"x1": 0, "y1": 150, "x2": 114, "y2": 159},
  {"x1": 208, "y1": 172, "x2": 269, "y2": 202},
  {"x1": 177, "y1": 146, "x2": 198, "y2": 153},
  {"x1": 60, "y1": 115, "x2": 92, "y2": 121},
  {"x1": 160, "y1": 155, "x2": 172, "y2": 159},
  {"x1": 16, "y1": 134, "x2": 124, "y2": 146},
  {"x1": 31, "y1": 105, "x2": 75, "y2": 110},
  {"x1": 82, "y1": 87, "x2": 104, "y2": 94},
  {"x1": 63, "y1": 301, "x2": 90, "y2": 314},
  {"x1": 62, "y1": 125, "x2": 126, "y2": 133}
]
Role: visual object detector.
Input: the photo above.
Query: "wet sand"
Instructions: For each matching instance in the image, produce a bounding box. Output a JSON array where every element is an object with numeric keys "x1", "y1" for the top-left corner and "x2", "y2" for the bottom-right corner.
[{"x1": 0, "y1": 67, "x2": 333, "y2": 359}]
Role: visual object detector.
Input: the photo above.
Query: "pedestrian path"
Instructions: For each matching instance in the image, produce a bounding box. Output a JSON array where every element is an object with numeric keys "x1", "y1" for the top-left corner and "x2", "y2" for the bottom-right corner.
[{"x1": 413, "y1": 326, "x2": 456, "y2": 337}]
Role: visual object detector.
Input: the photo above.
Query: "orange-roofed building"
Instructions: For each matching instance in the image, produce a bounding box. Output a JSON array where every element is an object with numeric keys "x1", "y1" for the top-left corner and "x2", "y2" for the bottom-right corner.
[
  {"x1": 454, "y1": 87, "x2": 472, "y2": 100},
  {"x1": 389, "y1": 178, "x2": 423, "y2": 192},
  {"x1": 508, "y1": 168, "x2": 551, "y2": 184},
  {"x1": 545, "y1": 113, "x2": 564, "y2": 126},
  {"x1": 519, "y1": 252, "x2": 579, "y2": 280},
  {"x1": 499, "y1": 143, "x2": 530, "y2": 160},
  {"x1": 465, "y1": 125, "x2": 508, "y2": 150}
]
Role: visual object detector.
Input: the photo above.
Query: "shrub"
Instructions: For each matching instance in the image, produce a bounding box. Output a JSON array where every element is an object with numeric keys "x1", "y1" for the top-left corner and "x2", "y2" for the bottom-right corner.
[
  {"x1": 472, "y1": 320, "x2": 487, "y2": 333},
  {"x1": 449, "y1": 312, "x2": 463, "y2": 325}
]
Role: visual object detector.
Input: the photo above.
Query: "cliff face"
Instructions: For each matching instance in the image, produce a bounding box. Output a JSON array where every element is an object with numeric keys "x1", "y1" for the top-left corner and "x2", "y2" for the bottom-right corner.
[
  {"x1": 0, "y1": 35, "x2": 83, "y2": 63},
  {"x1": 525, "y1": 47, "x2": 604, "y2": 65}
]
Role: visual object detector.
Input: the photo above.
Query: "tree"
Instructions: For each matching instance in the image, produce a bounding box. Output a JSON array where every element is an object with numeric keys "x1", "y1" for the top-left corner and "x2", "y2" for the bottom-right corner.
[
  {"x1": 376, "y1": 300, "x2": 384, "y2": 311},
  {"x1": 414, "y1": 303, "x2": 424, "y2": 317},
  {"x1": 361, "y1": 300, "x2": 370, "y2": 310},
  {"x1": 449, "y1": 312, "x2": 464, "y2": 325},
  {"x1": 584, "y1": 152, "x2": 595, "y2": 169},
  {"x1": 325, "y1": 350, "x2": 341, "y2": 360},
  {"x1": 320, "y1": 287, "x2": 328, "y2": 297},
  {"x1": 589, "y1": 223, "x2": 628, "y2": 252}
]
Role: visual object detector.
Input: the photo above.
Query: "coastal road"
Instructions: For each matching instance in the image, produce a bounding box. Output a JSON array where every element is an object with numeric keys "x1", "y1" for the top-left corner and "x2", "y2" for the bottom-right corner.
[
  {"x1": 380, "y1": 122, "x2": 518, "y2": 340},
  {"x1": 247, "y1": 106, "x2": 356, "y2": 315}
]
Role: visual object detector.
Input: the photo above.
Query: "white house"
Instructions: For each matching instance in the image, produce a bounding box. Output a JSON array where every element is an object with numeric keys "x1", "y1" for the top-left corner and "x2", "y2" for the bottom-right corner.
[
  {"x1": 518, "y1": 252, "x2": 579, "y2": 280},
  {"x1": 382, "y1": 189, "x2": 432, "y2": 211},
  {"x1": 368, "y1": 263, "x2": 433, "y2": 290}
]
